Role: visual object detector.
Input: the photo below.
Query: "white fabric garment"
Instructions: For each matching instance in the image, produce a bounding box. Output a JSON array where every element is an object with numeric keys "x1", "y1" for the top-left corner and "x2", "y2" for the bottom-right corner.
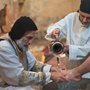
[
  {"x1": 0, "y1": 34, "x2": 51, "y2": 90},
  {"x1": 0, "y1": 86, "x2": 34, "y2": 90},
  {"x1": 45, "y1": 12, "x2": 90, "y2": 78}
]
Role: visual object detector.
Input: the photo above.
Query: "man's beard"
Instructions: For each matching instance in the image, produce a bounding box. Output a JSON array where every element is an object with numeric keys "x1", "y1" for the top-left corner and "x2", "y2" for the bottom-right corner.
[
  {"x1": 16, "y1": 39, "x2": 28, "y2": 51},
  {"x1": 79, "y1": 16, "x2": 90, "y2": 28}
]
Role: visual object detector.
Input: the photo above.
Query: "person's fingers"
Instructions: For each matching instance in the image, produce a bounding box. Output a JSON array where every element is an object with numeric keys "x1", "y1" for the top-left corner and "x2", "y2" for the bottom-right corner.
[
  {"x1": 58, "y1": 72, "x2": 67, "y2": 82},
  {"x1": 51, "y1": 29, "x2": 60, "y2": 38},
  {"x1": 51, "y1": 67, "x2": 58, "y2": 72},
  {"x1": 65, "y1": 70, "x2": 81, "y2": 81}
]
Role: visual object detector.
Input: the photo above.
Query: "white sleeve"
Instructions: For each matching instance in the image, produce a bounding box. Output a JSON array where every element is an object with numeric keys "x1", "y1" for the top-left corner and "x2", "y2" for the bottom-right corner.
[
  {"x1": 45, "y1": 19, "x2": 66, "y2": 41},
  {"x1": 45, "y1": 13, "x2": 74, "y2": 41},
  {"x1": 0, "y1": 41, "x2": 23, "y2": 85},
  {"x1": 43, "y1": 64, "x2": 52, "y2": 84},
  {"x1": 69, "y1": 45, "x2": 90, "y2": 60}
]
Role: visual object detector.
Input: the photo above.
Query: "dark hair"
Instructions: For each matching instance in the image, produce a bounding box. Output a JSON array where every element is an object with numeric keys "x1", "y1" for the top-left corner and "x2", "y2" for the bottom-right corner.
[
  {"x1": 80, "y1": 0, "x2": 90, "y2": 14},
  {"x1": 9, "y1": 16, "x2": 38, "y2": 40}
]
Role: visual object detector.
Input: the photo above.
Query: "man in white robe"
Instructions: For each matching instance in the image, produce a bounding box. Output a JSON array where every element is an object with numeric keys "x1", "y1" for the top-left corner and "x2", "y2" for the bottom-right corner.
[{"x1": 45, "y1": 0, "x2": 90, "y2": 90}]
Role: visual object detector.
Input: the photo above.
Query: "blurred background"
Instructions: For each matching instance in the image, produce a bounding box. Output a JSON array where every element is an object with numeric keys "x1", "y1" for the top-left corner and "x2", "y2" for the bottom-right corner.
[{"x1": 0, "y1": 0, "x2": 80, "y2": 62}]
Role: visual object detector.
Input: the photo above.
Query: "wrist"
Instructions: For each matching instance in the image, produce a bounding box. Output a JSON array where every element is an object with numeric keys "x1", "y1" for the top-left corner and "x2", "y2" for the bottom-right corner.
[{"x1": 73, "y1": 67, "x2": 82, "y2": 76}]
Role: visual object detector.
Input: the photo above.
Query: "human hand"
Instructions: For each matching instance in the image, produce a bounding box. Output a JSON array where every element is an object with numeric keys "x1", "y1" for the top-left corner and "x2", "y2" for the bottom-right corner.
[
  {"x1": 51, "y1": 66, "x2": 67, "y2": 83},
  {"x1": 51, "y1": 29, "x2": 60, "y2": 39},
  {"x1": 50, "y1": 66, "x2": 58, "y2": 72},
  {"x1": 50, "y1": 62, "x2": 67, "y2": 72},
  {"x1": 66, "y1": 69, "x2": 81, "y2": 82},
  {"x1": 51, "y1": 69, "x2": 67, "y2": 83},
  {"x1": 63, "y1": 45, "x2": 69, "y2": 54}
]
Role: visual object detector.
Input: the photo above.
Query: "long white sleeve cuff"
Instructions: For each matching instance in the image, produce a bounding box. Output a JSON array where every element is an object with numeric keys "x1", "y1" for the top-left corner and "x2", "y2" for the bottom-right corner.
[
  {"x1": 43, "y1": 64, "x2": 52, "y2": 84},
  {"x1": 69, "y1": 45, "x2": 78, "y2": 60}
]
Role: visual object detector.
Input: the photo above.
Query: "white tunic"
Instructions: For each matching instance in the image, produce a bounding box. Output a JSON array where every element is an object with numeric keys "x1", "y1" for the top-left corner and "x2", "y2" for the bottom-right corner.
[{"x1": 0, "y1": 86, "x2": 34, "y2": 90}]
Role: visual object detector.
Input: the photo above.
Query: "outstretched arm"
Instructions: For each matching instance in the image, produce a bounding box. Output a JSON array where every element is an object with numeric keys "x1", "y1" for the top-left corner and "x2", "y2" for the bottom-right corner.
[{"x1": 66, "y1": 56, "x2": 90, "y2": 81}]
